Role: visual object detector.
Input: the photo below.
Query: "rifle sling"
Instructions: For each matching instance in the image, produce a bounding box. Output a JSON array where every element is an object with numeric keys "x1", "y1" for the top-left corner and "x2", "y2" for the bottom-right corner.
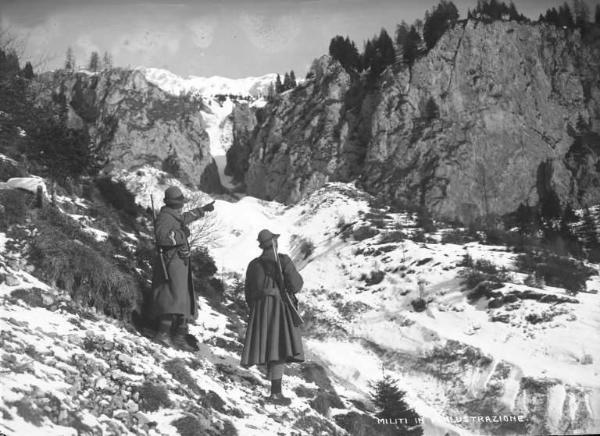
[{"x1": 258, "y1": 257, "x2": 286, "y2": 293}]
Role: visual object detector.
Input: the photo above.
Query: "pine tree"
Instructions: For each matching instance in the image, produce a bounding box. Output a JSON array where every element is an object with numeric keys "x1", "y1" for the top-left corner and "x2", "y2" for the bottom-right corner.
[
  {"x1": 275, "y1": 74, "x2": 283, "y2": 93},
  {"x1": 266, "y1": 83, "x2": 276, "y2": 101},
  {"x1": 362, "y1": 39, "x2": 376, "y2": 72},
  {"x1": 558, "y1": 202, "x2": 578, "y2": 250},
  {"x1": 572, "y1": 0, "x2": 590, "y2": 27},
  {"x1": 507, "y1": 1, "x2": 526, "y2": 21},
  {"x1": 423, "y1": 0, "x2": 459, "y2": 50},
  {"x1": 473, "y1": 0, "x2": 526, "y2": 22},
  {"x1": 329, "y1": 35, "x2": 346, "y2": 64},
  {"x1": 544, "y1": 7, "x2": 560, "y2": 25},
  {"x1": 88, "y1": 51, "x2": 99, "y2": 72},
  {"x1": 329, "y1": 35, "x2": 361, "y2": 72},
  {"x1": 102, "y1": 51, "x2": 113, "y2": 70},
  {"x1": 562, "y1": 202, "x2": 578, "y2": 224},
  {"x1": 416, "y1": 206, "x2": 436, "y2": 232},
  {"x1": 540, "y1": 189, "x2": 562, "y2": 224},
  {"x1": 515, "y1": 202, "x2": 538, "y2": 236},
  {"x1": 22, "y1": 61, "x2": 34, "y2": 79},
  {"x1": 404, "y1": 26, "x2": 423, "y2": 66},
  {"x1": 27, "y1": 114, "x2": 97, "y2": 201},
  {"x1": 289, "y1": 70, "x2": 297, "y2": 88},
  {"x1": 558, "y1": 3, "x2": 575, "y2": 27},
  {"x1": 377, "y1": 28, "x2": 396, "y2": 68},
  {"x1": 395, "y1": 21, "x2": 410, "y2": 48},
  {"x1": 370, "y1": 375, "x2": 423, "y2": 435},
  {"x1": 283, "y1": 72, "x2": 291, "y2": 91},
  {"x1": 65, "y1": 47, "x2": 75, "y2": 71}
]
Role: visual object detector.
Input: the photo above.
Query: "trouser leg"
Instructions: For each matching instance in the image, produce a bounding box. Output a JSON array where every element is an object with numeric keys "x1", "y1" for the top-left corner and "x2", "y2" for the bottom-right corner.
[
  {"x1": 154, "y1": 315, "x2": 174, "y2": 346},
  {"x1": 158, "y1": 314, "x2": 174, "y2": 332},
  {"x1": 171, "y1": 314, "x2": 188, "y2": 335},
  {"x1": 267, "y1": 361, "x2": 285, "y2": 380},
  {"x1": 170, "y1": 314, "x2": 197, "y2": 352},
  {"x1": 267, "y1": 361, "x2": 285, "y2": 395}
]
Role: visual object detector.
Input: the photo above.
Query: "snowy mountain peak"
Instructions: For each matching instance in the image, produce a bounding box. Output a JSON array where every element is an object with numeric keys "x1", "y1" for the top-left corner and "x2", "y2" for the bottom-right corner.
[{"x1": 142, "y1": 67, "x2": 276, "y2": 98}]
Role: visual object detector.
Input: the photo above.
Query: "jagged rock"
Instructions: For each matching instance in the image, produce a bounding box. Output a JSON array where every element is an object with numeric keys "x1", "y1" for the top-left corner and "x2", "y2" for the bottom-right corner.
[
  {"x1": 57, "y1": 408, "x2": 69, "y2": 424},
  {"x1": 95, "y1": 377, "x2": 109, "y2": 391},
  {"x1": 5, "y1": 275, "x2": 20, "y2": 287},
  {"x1": 117, "y1": 353, "x2": 133, "y2": 366},
  {"x1": 233, "y1": 21, "x2": 600, "y2": 221},
  {"x1": 309, "y1": 392, "x2": 344, "y2": 417},
  {"x1": 491, "y1": 313, "x2": 511, "y2": 323},
  {"x1": 202, "y1": 391, "x2": 227, "y2": 413},
  {"x1": 300, "y1": 362, "x2": 336, "y2": 391},
  {"x1": 133, "y1": 411, "x2": 157, "y2": 428},
  {"x1": 32, "y1": 69, "x2": 222, "y2": 193},
  {"x1": 126, "y1": 399, "x2": 139, "y2": 413},
  {"x1": 293, "y1": 414, "x2": 344, "y2": 436},
  {"x1": 0, "y1": 154, "x2": 26, "y2": 181},
  {"x1": 488, "y1": 297, "x2": 504, "y2": 309},
  {"x1": 294, "y1": 385, "x2": 318, "y2": 398},
  {"x1": 299, "y1": 362, "x2": 345, "y2": 416},
  {"x1": 112, "y1": 409, "x2": 129, "y2": 421},
  {"x1": 6, "y1": 259, "x2": 18, "y2": 269}
]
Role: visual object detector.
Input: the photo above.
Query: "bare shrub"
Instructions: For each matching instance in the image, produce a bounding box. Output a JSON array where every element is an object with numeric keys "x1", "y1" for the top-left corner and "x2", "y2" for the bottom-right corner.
[{"x1": 29, "y1": 219, "x2": 141, "y2": 320}]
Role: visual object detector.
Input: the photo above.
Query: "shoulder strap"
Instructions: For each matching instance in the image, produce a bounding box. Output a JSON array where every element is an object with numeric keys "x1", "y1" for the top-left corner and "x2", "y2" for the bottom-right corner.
[{"x1": 258, "y1": 257, "x2": 285, "y2": 291}]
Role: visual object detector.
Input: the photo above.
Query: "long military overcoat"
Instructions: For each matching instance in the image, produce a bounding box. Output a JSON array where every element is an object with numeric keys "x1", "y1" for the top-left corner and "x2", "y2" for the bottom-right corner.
[
  {"x1": 150, "y1": 206, "x2": 204, "y2": 321},
  {"x1": 240, "y1": 250, "x2": 305, "y2": 367}
]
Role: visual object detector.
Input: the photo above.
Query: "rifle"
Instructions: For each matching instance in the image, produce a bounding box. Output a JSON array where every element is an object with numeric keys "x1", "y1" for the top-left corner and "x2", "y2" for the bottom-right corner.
[
  {"x1": 150, "y1": 195, "x2": 170, "y2": 281},
  {"x1": 272, "y1": 245, "x2": 304, "y2": 327}
]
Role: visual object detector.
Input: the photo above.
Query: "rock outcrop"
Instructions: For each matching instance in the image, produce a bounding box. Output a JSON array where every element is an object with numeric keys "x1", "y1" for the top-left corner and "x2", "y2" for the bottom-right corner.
[
  {"x1": 230, "y1": 21, "x2": 600, "y2": 221},
  {"x1": 33, "y1": 69, "x2": 222, "y2": 192},
  {"x1": 241, "y1": 56, "x2": 362, "y2": 202}
]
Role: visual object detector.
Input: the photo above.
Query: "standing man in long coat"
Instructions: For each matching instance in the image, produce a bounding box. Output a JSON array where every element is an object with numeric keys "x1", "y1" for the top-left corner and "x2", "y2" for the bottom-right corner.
[
  {"x1": 241, "y1": 229, "x2": 304, "y2": 405},
  {"x1": 151, "y1": 186, "x2": 214, "y2": 350}
]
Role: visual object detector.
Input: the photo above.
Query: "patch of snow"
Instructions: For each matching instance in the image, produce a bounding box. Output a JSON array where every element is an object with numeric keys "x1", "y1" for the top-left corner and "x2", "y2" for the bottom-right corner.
[{"x1": 1, "y1": 177, "x2": 47, "y2": 198}]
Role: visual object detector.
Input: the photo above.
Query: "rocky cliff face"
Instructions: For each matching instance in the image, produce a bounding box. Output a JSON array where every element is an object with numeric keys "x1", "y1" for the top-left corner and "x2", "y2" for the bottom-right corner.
[
  {"x1": 33, "y1": 69, "x2": 222, "y2": 193},
  {"x1": 237, "y1": 57, "x2": 367, "y2": 202},
  {"x1": 231, "y1": 21, "x2": 600, "y2": 221}
]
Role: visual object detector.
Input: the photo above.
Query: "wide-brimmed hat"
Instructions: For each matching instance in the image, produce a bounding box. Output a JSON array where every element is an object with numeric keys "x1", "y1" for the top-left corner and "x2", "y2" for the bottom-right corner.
[
  {"x1": 164, "y1": 186, "x2": 188, "y2": 208},
  {"x1": 257, "y1": 229, "x2": 279, "y2": 249}
]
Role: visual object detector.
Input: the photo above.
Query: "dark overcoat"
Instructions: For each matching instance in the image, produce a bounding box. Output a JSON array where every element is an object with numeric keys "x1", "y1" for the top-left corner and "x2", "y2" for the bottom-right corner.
[
  {"x1": 240, "y1": 250, "x2": 305, "y2": 367},
  {"x1": 150, "y1": 206, "x2": 204, "y2": 321}
]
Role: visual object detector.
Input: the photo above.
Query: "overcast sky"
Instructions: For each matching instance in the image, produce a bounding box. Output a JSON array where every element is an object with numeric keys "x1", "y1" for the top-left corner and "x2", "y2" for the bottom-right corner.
[{"x1": 1, "y1": 0, "x2": 598, "y2": 78}]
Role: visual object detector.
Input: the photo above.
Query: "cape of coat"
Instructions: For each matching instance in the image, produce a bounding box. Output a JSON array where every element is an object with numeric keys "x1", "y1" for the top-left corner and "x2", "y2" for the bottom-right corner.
[
  {"x1": 150, "y1": 205, "x2": 204, "y2": 321},
  {"x1": 240, "y1": 250, "x2": 305, "y2": 367}
]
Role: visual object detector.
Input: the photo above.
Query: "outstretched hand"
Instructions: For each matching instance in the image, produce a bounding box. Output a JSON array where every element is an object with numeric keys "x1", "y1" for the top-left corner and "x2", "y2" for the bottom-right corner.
[{"x1": 202, "y1": 201, "x2": 215, "y2": 212}]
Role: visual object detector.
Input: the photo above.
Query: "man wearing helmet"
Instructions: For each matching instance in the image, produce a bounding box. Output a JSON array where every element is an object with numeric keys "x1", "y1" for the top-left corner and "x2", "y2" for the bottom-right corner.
[
  {"x1": 240, "y1": 229, "x2": 305, "y2": 405},
  {"x1": 151, "y1": 186, "x2": 215, "y2": 350}
]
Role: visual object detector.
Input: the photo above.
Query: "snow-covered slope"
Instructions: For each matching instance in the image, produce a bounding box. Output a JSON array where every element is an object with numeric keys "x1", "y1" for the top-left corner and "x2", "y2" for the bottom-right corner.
[
  {"x1": 143, "y1": 68, "x2": 276, "y2": 98},
  {"x1": 2, "y1": 169, "x2": 600, "y2": 436},
  {"x1": 117, "y1": 169, "x2": 600, "y2": 435}
]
